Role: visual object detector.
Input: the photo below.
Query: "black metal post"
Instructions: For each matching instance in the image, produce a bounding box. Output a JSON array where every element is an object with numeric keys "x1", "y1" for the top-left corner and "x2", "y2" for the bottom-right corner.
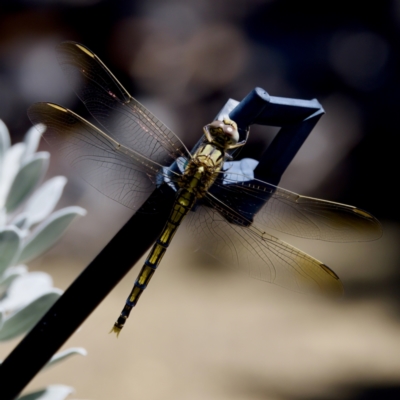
[{"x1": 0, "y1": 186, "x2": 175, "y2": 399}]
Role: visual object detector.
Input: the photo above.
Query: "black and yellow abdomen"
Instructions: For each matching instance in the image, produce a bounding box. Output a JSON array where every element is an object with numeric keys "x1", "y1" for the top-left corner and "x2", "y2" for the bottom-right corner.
[{"x1": 111, "y1": 188, "x2": 197, "y2": 335}]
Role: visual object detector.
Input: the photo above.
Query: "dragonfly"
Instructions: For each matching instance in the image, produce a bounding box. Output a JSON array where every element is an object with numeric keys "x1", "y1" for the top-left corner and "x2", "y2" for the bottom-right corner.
[{"x1": 28, "y1": 42, "x2": 382, "y2": 336}]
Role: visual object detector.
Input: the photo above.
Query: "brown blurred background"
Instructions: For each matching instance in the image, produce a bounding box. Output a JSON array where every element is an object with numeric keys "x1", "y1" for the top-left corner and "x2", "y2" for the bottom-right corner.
[{"x1": 1, "y1": 1, "x2": 400, "y2": 399}]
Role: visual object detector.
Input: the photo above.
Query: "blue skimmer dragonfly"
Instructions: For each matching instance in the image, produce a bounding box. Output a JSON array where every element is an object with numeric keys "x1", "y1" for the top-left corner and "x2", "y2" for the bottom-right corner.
[{"x1": 28, "y1": 42, "x2": 382, "y2": 335}]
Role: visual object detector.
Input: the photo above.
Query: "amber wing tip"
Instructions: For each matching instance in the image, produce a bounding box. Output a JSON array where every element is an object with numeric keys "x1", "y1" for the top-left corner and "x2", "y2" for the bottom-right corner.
[
  {"x1": 319, "y1": 263, "x2": 345, "y2": 298},
  {"x1": 110, "y1": 325, "x2": 122, "y2": 338}
]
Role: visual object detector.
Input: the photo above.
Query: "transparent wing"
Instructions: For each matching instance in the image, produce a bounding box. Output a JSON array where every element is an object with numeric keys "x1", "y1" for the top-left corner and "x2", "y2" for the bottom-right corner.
[
  {"x1": 208, "y1": 172, "x2": 382, "y2": 242},
  {"x1": 187, "y1": 195, "x2": 344, "y2": 297},
  {"x1": 28, "y1": 102, "x2": 181, "y2": 210},
  {"x1": 56, "y1": 41, "x2": 191, "y2": 165}
]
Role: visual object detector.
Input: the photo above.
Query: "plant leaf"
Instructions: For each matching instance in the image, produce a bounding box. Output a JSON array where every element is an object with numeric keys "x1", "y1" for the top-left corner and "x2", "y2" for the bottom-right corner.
[
  {"x1": 5, "y1": 152, "x2": 50, "y2": 213},
  {"x1": 44, "y1": 347, "x2": 87, "y2": 370},
  {"x1": 24, "y1": 176, "x2": 67, "y2": 228},
  {"x1": 0, "y1": 208, "x2": 6, "y2": 226},
  {"x1": 17, "y1": 206, "x2": 86, "y2": 264},
  {"x1": 0, "y1": 227, "x2": 22, "y2": 276},
  {"x1": 0, "y1": 119, "x2": 11, "y2": 168},
  {"x1": 0, "y1": 291, "x2": 61, "y2": 341},
  {"x1": 0, "y1": 271, "x2": 55, "y2": 312},
  {"x1": 17, "y1": 385, "x2": 74, "y2": 400},
  {"x1": 22, "y1": 123, "x2": 46, "y2": 163},
  {"x1": 0, "y1": 265, "x2": 27, "y2": 297},
  {"x1": 0, "y1": 143, "x2": 26, "y2": 209},
  {"x1": 11, "y1": 212, "x2": 30, "y2": 231}
]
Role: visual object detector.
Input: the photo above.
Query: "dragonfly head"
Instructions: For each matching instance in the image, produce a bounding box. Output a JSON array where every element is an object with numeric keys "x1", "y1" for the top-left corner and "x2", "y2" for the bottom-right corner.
[{"x1": 203, "y1": 118, "x2": 243, "y2": 150}]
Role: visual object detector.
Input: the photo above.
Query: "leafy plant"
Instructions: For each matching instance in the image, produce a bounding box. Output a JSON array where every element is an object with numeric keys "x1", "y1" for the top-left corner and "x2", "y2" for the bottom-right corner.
[{"x1": 0, "y1": 119, "x2": 87, "y2": 400}]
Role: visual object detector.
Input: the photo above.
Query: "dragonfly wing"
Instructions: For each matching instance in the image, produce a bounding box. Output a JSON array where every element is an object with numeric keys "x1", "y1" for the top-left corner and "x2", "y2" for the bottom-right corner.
[
  {"x1": 187, "y1": 196, "x2": 344, "y2": 297},
  {"x1": 28, "y1": 102, "x2": 172, "y2": 210},
  {"x1": 56, "y1": 42, "x2": 191, "y2": 165},
  {"x1": 208, "y1": 172, "x2": 382, "y2": 242}
]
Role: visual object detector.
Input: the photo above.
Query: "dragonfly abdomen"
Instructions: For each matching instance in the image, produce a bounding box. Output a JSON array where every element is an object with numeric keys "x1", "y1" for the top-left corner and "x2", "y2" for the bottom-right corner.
[{"x1": 111, "y1": 188, "x2": 198, "y2": 335}]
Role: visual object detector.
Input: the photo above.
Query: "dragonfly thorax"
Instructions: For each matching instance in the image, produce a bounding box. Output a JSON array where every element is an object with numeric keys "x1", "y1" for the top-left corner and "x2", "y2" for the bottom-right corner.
[
  {"x1": 180, "y1": 142, "x2": 226, "y2": 198},
  {"x1": 179, "y1": 118, "x2": 242, "y2": 198}
]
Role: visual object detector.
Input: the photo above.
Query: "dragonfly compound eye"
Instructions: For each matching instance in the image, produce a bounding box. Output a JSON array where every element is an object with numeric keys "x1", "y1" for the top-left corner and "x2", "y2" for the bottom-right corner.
[{"x1": 206, "y1": 119, "x2": 239, "y2": 147}]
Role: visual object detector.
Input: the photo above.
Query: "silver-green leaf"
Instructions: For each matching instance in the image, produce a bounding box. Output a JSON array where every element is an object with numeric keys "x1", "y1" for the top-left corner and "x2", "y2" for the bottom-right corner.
[
  {"x1": 22, "y1": 123, "x2": 46, "y2": 163},
  {"x1": 5, "y1": 152, "x2": 50, "y2": 213},
  {"x1": 24, "y1": 176, "x2": 67, "y2": 228},
  {"x1": 0, "y1": 271, "x2": 54, "y2": 312},
  {"x1": 0, "y1": 265, "x2": 27, "y2": 297},
  {"x1": 11, "y1": 212, "x2": 30, "y2": 231},
  {"x1": 0, "y1": 291, "x2": 61, "y2": 341},
  {"x1": 0, "y1": 227, "x2": 22, "y2": 276},
  {"x1": 44, "y1": 347, "x2": 87, "y2": 370},
  {"x1": 0, "y1": 119, "x2": 11, "y2": 167},
  {"x1": 0, "y1": 208, "x2": 6, "y2": 226},
  {"x1": 0, "y1": 142, "x2": 26, "y2": 209},
  {"x1": 17, "y1": 206, "x2": 86, "y2": 264},
  {"x1": 17, "y1": 385, "x2": 74, "y2": 400}
]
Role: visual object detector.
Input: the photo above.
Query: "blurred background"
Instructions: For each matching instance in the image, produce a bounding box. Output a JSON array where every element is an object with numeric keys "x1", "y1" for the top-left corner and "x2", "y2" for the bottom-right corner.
[{"x1": 1, "y1": 0, "x2": 400, "y2": 399}]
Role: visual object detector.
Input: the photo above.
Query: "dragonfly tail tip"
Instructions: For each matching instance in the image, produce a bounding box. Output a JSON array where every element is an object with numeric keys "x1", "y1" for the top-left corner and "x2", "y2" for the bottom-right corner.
[{"x1": 110, "y1": 325, "x2": 122, "y2": 337}]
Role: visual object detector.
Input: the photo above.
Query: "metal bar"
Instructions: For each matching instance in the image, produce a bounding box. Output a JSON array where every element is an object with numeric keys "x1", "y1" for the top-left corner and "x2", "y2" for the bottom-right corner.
[
  {"x1": 229, "y1": 87, "x2": 324, "y2": 185},
  {"x1": 254, "y1": 109, "x2": 324, "y2": 185}
]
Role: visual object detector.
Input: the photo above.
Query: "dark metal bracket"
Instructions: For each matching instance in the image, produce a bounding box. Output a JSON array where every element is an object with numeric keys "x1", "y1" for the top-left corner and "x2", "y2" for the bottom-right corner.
[{"x1": 226, "y1": 87, "x2": 324, "y2": 186}]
